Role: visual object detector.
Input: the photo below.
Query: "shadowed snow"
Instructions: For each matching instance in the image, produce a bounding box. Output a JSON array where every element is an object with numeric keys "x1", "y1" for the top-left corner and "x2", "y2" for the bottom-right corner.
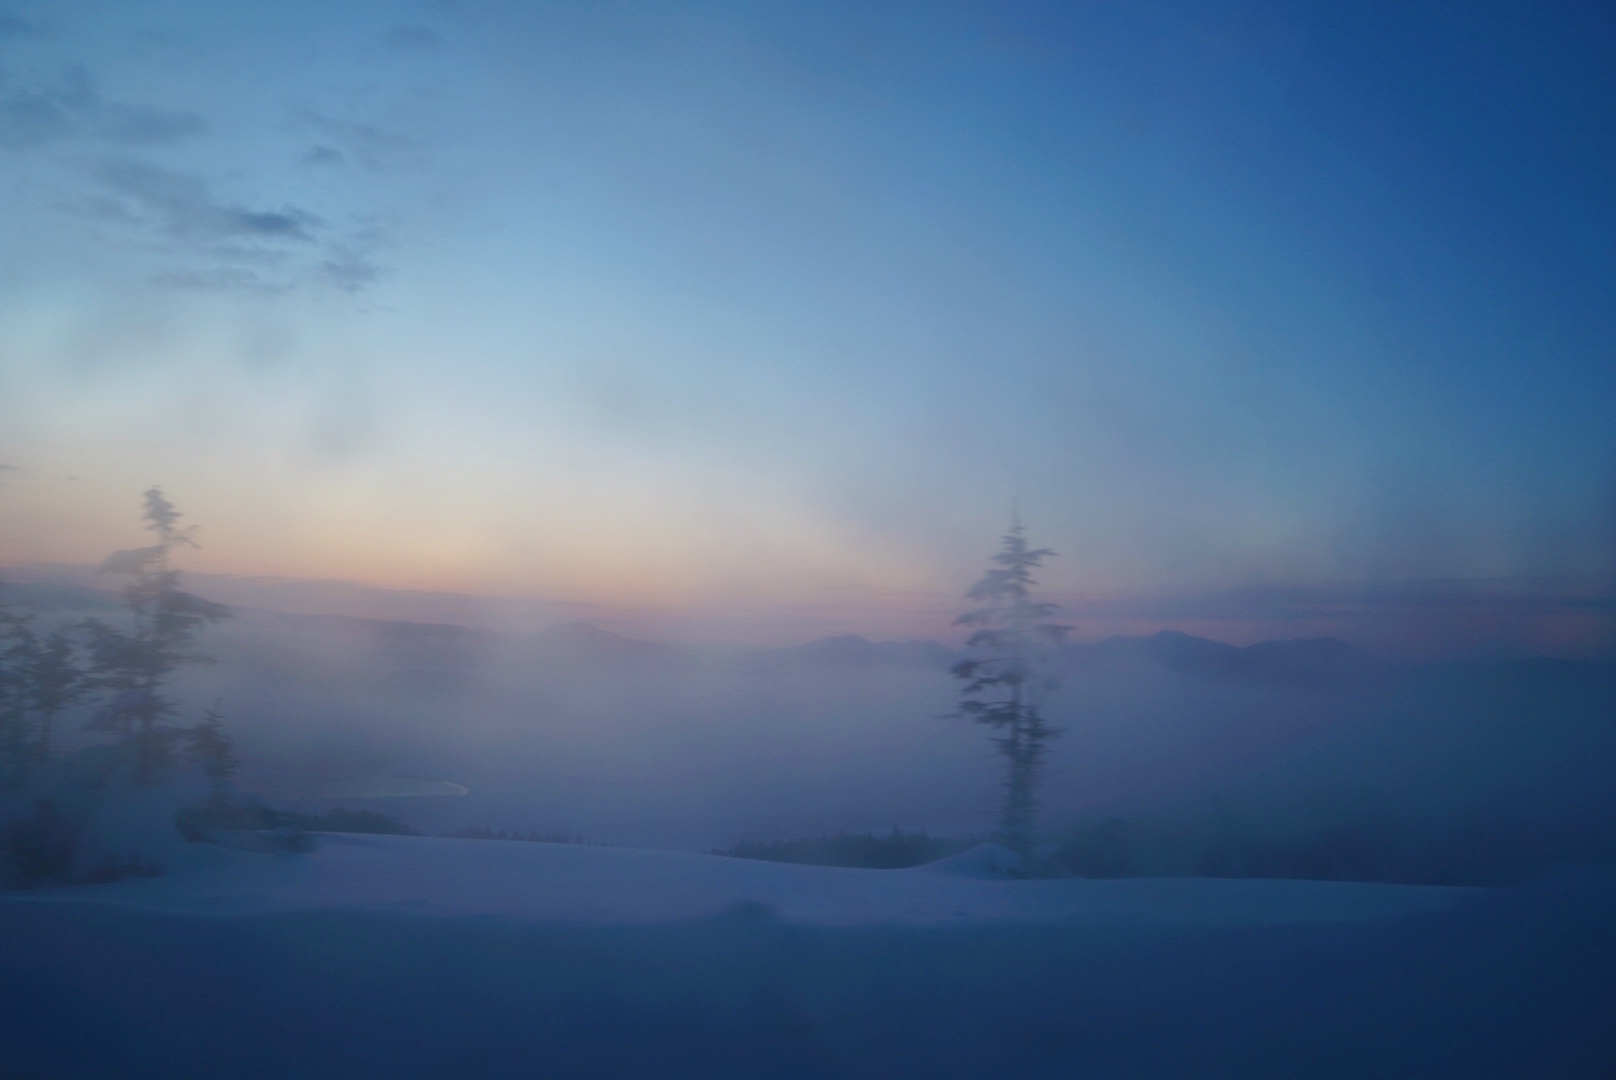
[{"x1": 18, "y1": 834, "x2": 1478, "y2": 925}]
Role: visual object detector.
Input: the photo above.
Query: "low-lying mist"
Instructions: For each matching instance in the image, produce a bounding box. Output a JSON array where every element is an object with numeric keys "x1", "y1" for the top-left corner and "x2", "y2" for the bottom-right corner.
[{"x1": 14, "y1": 578, "x2": 1612, "y2": 877}]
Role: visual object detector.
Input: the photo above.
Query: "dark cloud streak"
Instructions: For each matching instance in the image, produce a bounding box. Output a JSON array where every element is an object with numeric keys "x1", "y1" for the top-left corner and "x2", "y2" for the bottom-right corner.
[
  {"x1": 60, "y1": 158, "x2": 388, "y2": 295},
  {"x1": 88, "y1": 158, "x2": 321, "y2": 244},
  {"x1": 0, "y1": 64, "x2": 203, "y2": 150},
  {"x1": 319, "y1": 247, "x2": 382, "y2": 293},
  {"x1": 0, "y1": 12, "x2": 40, "y2": 40},
  {"x1": 299, "y1": 144, "x2": 344, "y2": 168},
  {"x1": 0, "y1": 54, "x2": 410, "y2": 297},
  {"x1": 290, "y1": 106, "x2": 418, "y2": 171},
  {"x1": 383, "y1": 24, "x2": 444, "y2": 52}
]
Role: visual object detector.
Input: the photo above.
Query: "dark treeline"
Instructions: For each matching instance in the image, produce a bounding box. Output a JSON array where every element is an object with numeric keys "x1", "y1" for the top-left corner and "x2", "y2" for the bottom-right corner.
[
  {"x1": 715, "y1": 829, "x2": 984, "y2": 870},
  {"x1": 1056, "y1": 810, "x2": 1616, "y2": 886},
  {"x1": 173, "y1": 804, "x2": 419, "y2": 840},
  {"x1": 716, "y1": 812, "x2": 1614, "y2": 885},
  {"x1": 441, "y1": 825, "x2": 589, "y2": 844}
]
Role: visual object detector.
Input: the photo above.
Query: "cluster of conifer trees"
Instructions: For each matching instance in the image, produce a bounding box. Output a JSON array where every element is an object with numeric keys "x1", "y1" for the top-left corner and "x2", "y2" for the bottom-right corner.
[
  {"x1": 1, "y1": 489, "x2": 237, "y2": 885},
  {"x1": 3, "y1": 491, "x2": 1078, "y2": 884}
]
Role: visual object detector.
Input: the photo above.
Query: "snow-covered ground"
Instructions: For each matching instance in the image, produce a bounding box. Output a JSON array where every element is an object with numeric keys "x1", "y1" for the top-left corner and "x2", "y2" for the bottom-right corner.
[
  {"x1": 3, "y1": 837, "x2": 1613, "y2": 1079},
  {"x1": 17, "y1": 832, "x2": 1475, "y2": 926}
]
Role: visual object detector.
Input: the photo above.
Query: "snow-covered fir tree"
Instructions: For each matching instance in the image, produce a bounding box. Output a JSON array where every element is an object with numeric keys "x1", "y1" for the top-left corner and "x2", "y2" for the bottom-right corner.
[
  {"x1": 83, "y1": 488, "x2": 229, "y2": 784},
  {"x1": 950, "y1": 514, "x2": 1070, "y2": 861}
]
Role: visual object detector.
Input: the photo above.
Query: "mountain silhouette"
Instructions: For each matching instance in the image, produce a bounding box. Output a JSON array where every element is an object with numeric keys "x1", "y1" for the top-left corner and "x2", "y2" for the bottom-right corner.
[
  {"x1": 531, "y1": 621, "x2": 680, "y2": 663},
  {"x1": 765, "y1": 634, "x2": 957, "y2": 670},
  {"x1": 1069, "y1": 630, "x2": 1369, "y2": 686}
]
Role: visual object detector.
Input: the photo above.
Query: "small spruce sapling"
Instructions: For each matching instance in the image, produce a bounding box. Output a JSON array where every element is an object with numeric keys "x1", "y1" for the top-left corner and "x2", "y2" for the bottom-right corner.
[
  {"x1": 0, "y1": 602, "x2": 92, "y2": 785},
  {"x1": 22, "y1": 626, "x2": 94, "y2": 766},
  {"x1": 0, "y1": 602, "x2": 34, "y2": 787},
  {"x1": 185, "y1": 704, "x2": 237, "y2": 801}
]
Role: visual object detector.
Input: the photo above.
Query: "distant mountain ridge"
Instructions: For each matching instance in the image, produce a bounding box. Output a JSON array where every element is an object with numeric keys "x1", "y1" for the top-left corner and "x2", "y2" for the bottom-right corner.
[
  {"x1": 532, "y1": 620, "x2": 681, "y2": 662},
  {"x1": 0, "y1": 577, "x2": 1559, "y2": 687},
  {"x1": 0, "y1": 580, "x2": 122, "y2": 613},
  {"x1": 1068, "y1": 630, "x2": 1371, "y2": 686},
  {"x1": 761, "y1": 634, "x2": 957, "y2": 671},
  {"x1": 756, "y1": 629, "x2": 1371, "y2": 687}
]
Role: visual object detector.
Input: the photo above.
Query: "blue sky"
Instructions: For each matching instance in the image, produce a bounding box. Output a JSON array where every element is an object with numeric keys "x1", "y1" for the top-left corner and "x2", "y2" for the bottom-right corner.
[{"x1": 1, "y1": 0, "x2": 1612, "y2": 651}]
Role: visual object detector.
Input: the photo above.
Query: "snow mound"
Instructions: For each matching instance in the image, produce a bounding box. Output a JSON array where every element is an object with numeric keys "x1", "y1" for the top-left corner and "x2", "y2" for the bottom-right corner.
[
  {"x1": 10, "y1": 833, "x2": 1482, "y2": 927},
  {"x1": 914, "y1": 842, "x2": 1024, "y2": 879},
  {"x1": 318, "y1": 776, "x2": 469, "y2": 798}
]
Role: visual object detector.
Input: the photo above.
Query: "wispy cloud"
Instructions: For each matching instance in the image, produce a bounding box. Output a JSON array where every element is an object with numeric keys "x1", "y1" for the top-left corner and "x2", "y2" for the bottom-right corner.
[
  {"x1": 318, "y1": 246, "x2": 383, "y2": 293},
  {"x1": 147, "y1": 267, "x2": 286, "y2": 295},
  {"x1": 0, "y1": 11, "x2": 40, "y2": 40},
  {"x1": 0, "y1": 53, "x2": 394, "y2": 295},
  {"x1": 290, "y1": 106, "x2": 419, "y2": 171},
  {"x1": 299, "y1": 144, "x2": 344, "y2": 168},
  {"x1": 0, "y1": 64, "x2": 203, "y2": 150},
  {"x1": 53, "y1": 157, "x2": 388, "y2": 295},
  {"x1": 87, "y1": 158, "x2": 321, "y2": 244},
  {"x1": 383, "y1": 24, "x2": 444, "y2": 52}
]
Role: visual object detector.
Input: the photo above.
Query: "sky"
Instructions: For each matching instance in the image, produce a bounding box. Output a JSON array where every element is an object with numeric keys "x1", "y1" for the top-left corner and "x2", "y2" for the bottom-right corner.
[{"x1": 1, "y1": 0, "x2": 1613, "y2": 652}]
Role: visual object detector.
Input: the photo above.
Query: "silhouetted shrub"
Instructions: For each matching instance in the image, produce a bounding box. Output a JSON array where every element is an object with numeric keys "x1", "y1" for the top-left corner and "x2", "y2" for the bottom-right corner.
[
  {"x1": 290, "y1": 807, "x2": 417, "y2": 835},
  {"x1": 1, "y1": 791, "x2": 171, "y2": 888},
  {"x1": 1050, "y1": 810, "x2": 1601, "y2": 886},
  {"x1": 173, "y1": 797, "x2": 279, "y2": 840},
  {"x1": 79, "y1": 852, "x2": 161, "y2": 884},
  {"x1": 0, "y1": 798, "x2": 77, "y2": 888},
  {"x1": 1194, "y1": 823, "x2": 1393, "y2": 882},
  {"x1": 1055, "y1": 818, "x2": 1139, "y2": 878},
  {"x1": 175, "y1": 800, "x2": 417, "y2": 843}
]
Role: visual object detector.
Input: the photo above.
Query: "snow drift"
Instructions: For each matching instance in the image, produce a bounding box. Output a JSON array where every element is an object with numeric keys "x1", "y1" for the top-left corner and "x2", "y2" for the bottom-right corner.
[{"x1": 3, "y1": 837, "x2": 1613, "y2": 1078}]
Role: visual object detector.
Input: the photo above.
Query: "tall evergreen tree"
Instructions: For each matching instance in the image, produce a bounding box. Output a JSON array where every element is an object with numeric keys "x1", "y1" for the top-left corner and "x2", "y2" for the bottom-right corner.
[
  {"x1": 951, "y1": 514, "x2": 1070, "y2": 860},
  {"x1": 84, "y1": 489, "x2": 228, "y2": 784}
]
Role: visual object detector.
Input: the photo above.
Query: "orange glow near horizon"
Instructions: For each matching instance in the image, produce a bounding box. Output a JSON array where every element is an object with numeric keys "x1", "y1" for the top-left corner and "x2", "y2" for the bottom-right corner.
[
  {"x1": 4, "y1": 473, "x2": 1611, "y2": 658},
  {"x1": 0, "y1": 472, "x2": 965, "y2": 624}
]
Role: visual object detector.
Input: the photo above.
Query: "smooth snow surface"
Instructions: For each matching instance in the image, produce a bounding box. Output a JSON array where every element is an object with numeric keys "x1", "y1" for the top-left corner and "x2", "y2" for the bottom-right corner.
[
  {"x1": 4, "y1": 841, "x2": 1613, "y2": 1079},
  {"x1": 21, "y1": 834, "x2": 1474, "y2": 925}
]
